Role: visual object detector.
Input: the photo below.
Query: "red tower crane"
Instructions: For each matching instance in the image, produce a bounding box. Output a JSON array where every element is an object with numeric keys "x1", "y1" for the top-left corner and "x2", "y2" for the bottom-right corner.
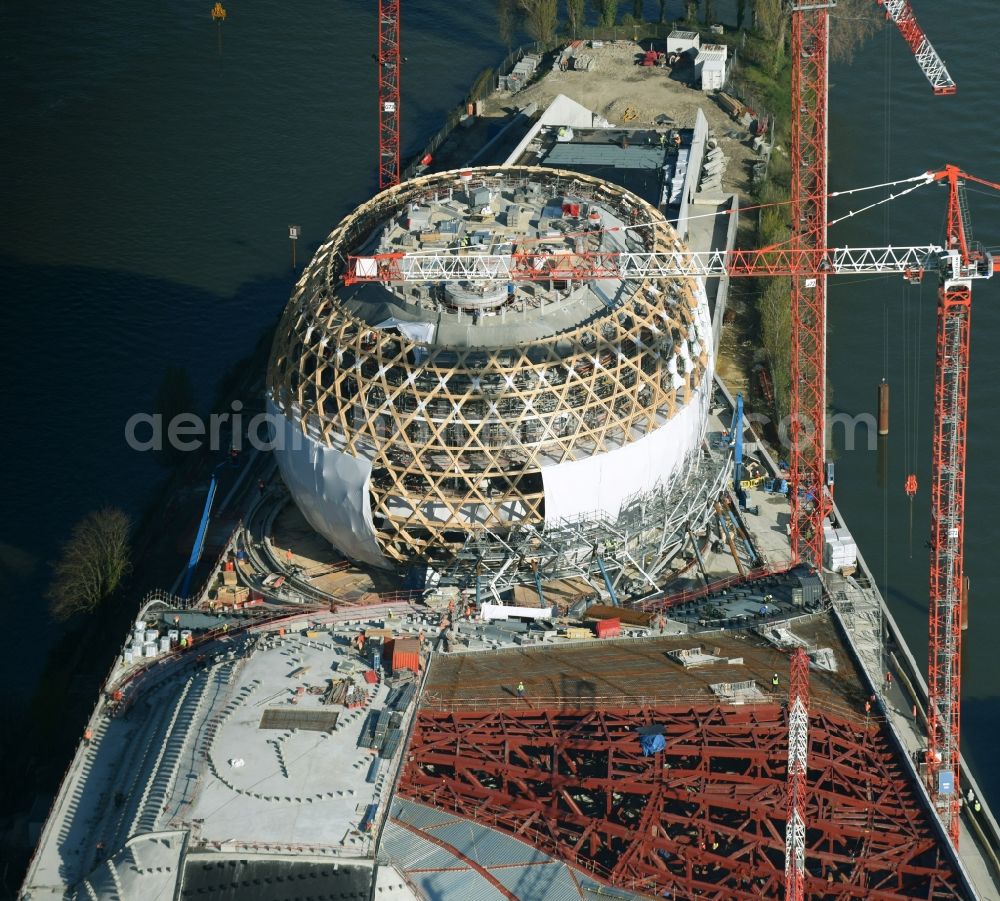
[
  {"x1": 785, "y1": 1, "x2": 953, "y2": 568},
  {"x1": 377, "y1": 0, "x2": 401, "y2": 190},
  {"x1": 924, "y1": 165, "x2": 1000, "y2": 844}
]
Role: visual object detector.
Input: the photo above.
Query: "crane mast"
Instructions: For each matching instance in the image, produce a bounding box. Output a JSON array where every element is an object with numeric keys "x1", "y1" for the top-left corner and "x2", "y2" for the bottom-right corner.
[
  {"x1": 377, "y1": 0, "x2": 401, "y2": 190},
  {"x1": 788, "y1": 1, "x2": 832, "y2": 570},
  {"x1": 785, "y1": 648, "x2": 811, "y2": 901},
  {"x1": 924, "y1": 165, "x2": 1000, "y2": 844}
]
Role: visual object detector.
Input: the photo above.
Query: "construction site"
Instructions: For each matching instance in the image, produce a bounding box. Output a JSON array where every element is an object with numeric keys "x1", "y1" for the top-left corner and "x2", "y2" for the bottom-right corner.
[{"x1": 19, "y1": 3, "x2": 1000, "y2": 901}]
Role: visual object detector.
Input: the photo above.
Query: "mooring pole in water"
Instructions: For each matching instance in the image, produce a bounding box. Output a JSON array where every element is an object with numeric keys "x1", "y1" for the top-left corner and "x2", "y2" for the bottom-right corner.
[
  {"x1": 877, "y1": 378, "x2": 890, "y2": 436},
  {"x1": 289, "y1": 225, "x2": 301, "y2": 269}
]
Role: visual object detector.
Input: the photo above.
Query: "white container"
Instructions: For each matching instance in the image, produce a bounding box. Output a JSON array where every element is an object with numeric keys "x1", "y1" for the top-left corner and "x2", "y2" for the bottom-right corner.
[
  {"x1": 143, "y1": 641, "x2": 158, "y2": 658},
  {"x1": 123, "y1": 648, "x2": 134, "y2": 665},
  {"x1": 145, "y1": 629, "x2": 158, "y2": 643},
  {"x1": 180, "y1": 629, "x2": 193, "y2": 643},
  {"x1": 167, "y1": 629, "x2": 179, "y2": 645},
  {"x1": 159, "y1": 636, "x2": 171, "y2": 653},
  {"x1": 132, "y1": 641, "x2": 144, "y2": 658}
]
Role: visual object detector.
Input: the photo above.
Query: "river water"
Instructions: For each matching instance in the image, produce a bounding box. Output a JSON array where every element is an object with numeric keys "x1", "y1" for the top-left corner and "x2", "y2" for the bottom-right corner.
[{"x1": 1, "y1": 0, "x2": 997, "y2": 809}]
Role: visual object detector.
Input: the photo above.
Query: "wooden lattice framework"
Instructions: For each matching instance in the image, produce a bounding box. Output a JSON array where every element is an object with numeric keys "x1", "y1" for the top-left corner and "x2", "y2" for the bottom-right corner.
[{"x1": 268, "y1": 167, "x2": 711, "y2": 564}]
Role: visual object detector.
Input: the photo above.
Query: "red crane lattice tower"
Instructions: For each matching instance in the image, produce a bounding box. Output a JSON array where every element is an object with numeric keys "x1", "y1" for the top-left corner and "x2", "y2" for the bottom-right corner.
[
  {"x1": 924, "y1": 165, "x2": 1000, "y2": 844},
  {"x1": 785, "y1": 648, "x2": 811, "y2": 901},
  {"x1": 377, "y1": 0, "x2": 401, "y2": 190},
  {"x1": 788, "y1": 3, "x2": 832, "y2": 569}
]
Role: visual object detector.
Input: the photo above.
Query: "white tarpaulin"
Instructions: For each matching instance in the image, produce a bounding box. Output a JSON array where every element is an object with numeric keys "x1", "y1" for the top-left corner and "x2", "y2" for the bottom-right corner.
[
  {"x1": 542, "y1": 279, "x2": 714, "y2": 526},
  {"x1": 267, "y1": 398, "x2": 390, "y2": 568},
  {"x1": 541, "y1": 381, "x2": 708, "y2": 524},
  {"x1": 375, "y1": 317, "x2": 436, "y2": 344}
]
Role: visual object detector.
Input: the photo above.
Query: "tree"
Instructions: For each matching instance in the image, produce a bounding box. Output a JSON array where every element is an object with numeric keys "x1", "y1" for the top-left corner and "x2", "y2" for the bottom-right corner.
[
  {"x1": 657, "y1": 0, "x2": 668, "y2": 23},
  {"x1": 596, "y1": 0, "x2": 617, "y2": 27},
  {"x1": 755, "y1": 0, "x2": 782, "y2": 41},
  {"x1": 566, "y1": 0, "x2": 585, "y2": 35},
  {"x1": 48, "y1": 508, "x2": 132, "y2": 621},
  {"x1": 498, "y1": 0, "x2": 517, "y2": 48},
  {"x1": 829, "y1": 0, "x2": 880, "y2": 63},
  {"x1": 737, "y1": 0, "x2": 747, "y2": 29},
  {"x1": 685, "y1": 0, "x2": 697, "y2": 25},
  {"x1": 633, "y1": 0, "x2": 643, "y2": 20},
  {"x1": 520, "y1": 0, "x2": 559, "y2": 44}
]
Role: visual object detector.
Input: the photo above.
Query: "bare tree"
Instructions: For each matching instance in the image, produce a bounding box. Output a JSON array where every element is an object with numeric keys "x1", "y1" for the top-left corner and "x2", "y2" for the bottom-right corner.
[
  {"x1": 518, "y1": 0, "x2": 559, "y2": 43},
  {"x1": 498, "y1": 0, "x2": 517, "y2": 48},
  {"x1": 830, "y1": 0, "x2": 881, "y2": 63},
  {"x1": 657, "y1": 0, "x2": 668, "y2": 23},
  {"x1": 48, "y1": 508, "x2": 132, "y2": 621},
  {"x1": 596, "y1": 0, "x2": 617, "y2": 27},
  {"x1": 566, "y1": 0, "x2": 585, "y2": 35}
]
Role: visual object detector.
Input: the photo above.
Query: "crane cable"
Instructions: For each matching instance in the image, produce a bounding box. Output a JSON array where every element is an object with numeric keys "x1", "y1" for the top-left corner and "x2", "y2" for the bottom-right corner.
[{"x1": 401, "y1": 172, "x2": 938, "y2": 255}]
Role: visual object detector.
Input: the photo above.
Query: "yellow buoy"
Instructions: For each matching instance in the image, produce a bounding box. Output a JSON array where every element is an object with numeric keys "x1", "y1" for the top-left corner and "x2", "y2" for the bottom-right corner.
[{"x1": 211, "y1": 2, "x2": 226, "y2": 22}]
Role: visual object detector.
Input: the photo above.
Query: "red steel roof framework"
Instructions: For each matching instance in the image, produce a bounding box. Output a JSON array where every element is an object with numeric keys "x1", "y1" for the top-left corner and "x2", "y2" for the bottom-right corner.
[{"x1": 398, "y1": 705, "x2": 962, "y2": 899}]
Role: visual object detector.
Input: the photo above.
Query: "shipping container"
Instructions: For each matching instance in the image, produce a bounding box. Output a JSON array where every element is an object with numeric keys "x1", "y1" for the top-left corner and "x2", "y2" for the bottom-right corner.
[{"x1": 391, "y1": 637, "x2": 420, "y2": 674}]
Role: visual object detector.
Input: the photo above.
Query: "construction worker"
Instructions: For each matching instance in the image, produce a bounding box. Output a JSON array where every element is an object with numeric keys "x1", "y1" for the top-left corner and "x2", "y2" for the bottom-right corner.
[
  {"x1": 516, "y1": 680, "x2": 526, "y2": 701},
  {"x1": 974, "y1": 799, "x2": 982, "y2": 814},
  {"x1": 885, "y1": 670, "x2": 893, "y2": 689},
  {"x1": 771, "y1": 673, "x2": 780, "y2": 689}
]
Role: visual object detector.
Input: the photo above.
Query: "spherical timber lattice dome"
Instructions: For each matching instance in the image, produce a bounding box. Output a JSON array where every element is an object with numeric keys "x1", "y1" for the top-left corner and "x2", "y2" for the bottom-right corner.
[{"x1": 267, "y1": 166, "x2": 714, "y2": 569}]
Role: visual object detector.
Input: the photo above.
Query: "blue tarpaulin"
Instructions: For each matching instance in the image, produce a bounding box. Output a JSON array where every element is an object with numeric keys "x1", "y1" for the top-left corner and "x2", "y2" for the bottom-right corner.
[{"x1": 640, "y1": 733, "x2": 666, "y2": 755}]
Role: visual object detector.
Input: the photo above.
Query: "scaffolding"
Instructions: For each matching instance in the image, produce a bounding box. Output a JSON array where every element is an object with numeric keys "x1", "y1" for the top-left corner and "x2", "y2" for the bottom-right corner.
[{"x1": 436, "y1": 439, "x2": 730, "y2": 597}]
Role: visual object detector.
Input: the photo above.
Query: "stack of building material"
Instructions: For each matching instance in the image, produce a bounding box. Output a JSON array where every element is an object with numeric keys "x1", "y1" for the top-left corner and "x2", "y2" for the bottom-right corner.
[
  {"x1": 669, "y1": 146, "x2": 689, "y2": 205},
  {"x1": 586, "y1": 604, "x2": 655, "y2": 627},
  {"x1": 700, "y1": 145, "x2": 726, "y2": 193},
  {"x1": 823, "y1": 524, "x2": 858, "y2": 573},
  {"x1": 498, "y1": 54, "x2": 541, "y2": 93}
]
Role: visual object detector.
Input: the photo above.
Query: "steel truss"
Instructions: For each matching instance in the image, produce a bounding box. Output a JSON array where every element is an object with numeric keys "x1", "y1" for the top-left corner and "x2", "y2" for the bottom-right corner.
[
  {"x1": 346, "y1": 245, "x2": 945, "y2": 285},
  {"x1": 436, "y1": 441, "x2": 730, "y2": 597},
  {"x1": 377, "y1": 0, "x2": 401, "y2": 190},
  {"x1": 876, "y1": 1, "x2": 956, "y2": 95},
  {"x1": 398, "y1": 705, "x2": 962, "y2": 900},
  {"x1": 785, "y1": 648, "x2": 810, "y2": 901},
  {"x1": 789, "y1": 3, "x2": 831, "y2": 568}
]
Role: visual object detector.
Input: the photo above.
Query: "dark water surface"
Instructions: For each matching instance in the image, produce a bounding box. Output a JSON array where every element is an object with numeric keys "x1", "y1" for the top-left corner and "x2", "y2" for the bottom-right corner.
[{"x1": 1, "y1": 0, "x2": 998, "y2": 810}]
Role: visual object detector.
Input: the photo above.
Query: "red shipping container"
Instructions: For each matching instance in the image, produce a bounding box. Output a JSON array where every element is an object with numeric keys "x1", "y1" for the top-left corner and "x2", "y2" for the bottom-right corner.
[
  {"x1": 595, "y1": 617, "x2": 621, "y2": 639},
  {"x1": 363, "y1": 669, "x2": 379, "y2": 684},
  {"x1": 391, "y1": 637, "x2": 421, "y2": 673},
  {"x1": 562, "y1": 202, "x2": 580, "y2": 217}
]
